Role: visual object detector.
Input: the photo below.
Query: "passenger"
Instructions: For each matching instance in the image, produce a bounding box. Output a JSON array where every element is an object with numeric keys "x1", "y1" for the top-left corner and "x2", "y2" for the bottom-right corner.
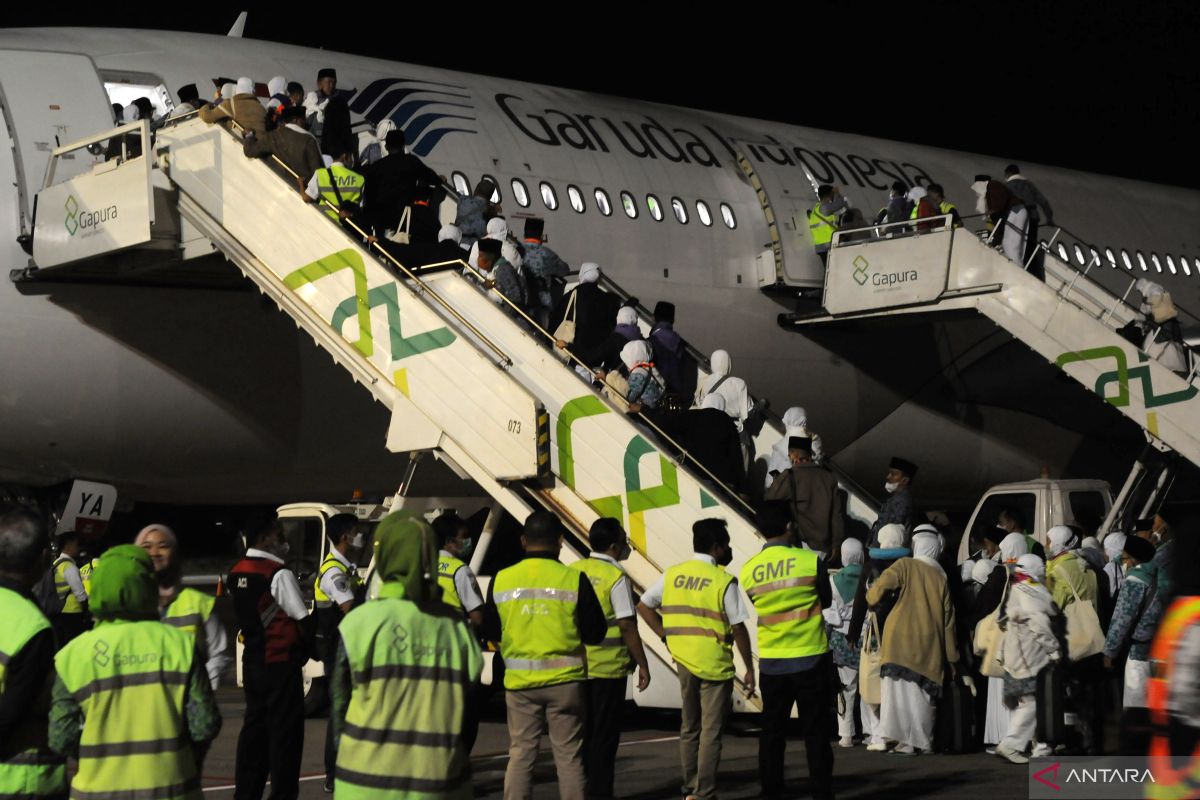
[
  {"x1": 997, "y1": 506, "x2": 1045, "y2": 560},
  {"x1": 486, "y1": 511, "x2": 607, "y2": 800},
  {"x1": 0, "y1": 508, "x2": 67, "y2": 798},
  {"x1": 49, "y1": 546, "x2": 221, "y2": 796},
  {"x1": 110, "y1": 101, "x2": 123, "y2": 124},
  {"x1": 648, "y1": 301, "x2": 687, "y2": 395},
  {"x1": 571, "y1": 518, "x2": 651, "y2": 800},
  {"x1": 740, "y1": 501, "x2": 834, "y2": 800},
  {"x1": 925, "y1": 183, "x2": 962, "y2": 227},
  {"x1": 306, "y1": 67, "x2": 353, "y2": 159},
  {"x1": 620, "y1": 339, "x2": 666, "y2": 414},
  {"x1": 971, "y1": 174, "x2": 1029, "y2": 271},
  {"x1": 199, "y1": 76, "x2": 267, "y2": 136},
  {"x1": 454, "y1": 179, "x2": 498, "y2": 249},
  {"x1": 637, "y1": 519, "x2": 755, "y2": 800},
  {"x1": 1138, "y1": 514, "x2": 1174, "y2": 600},
  {"x1": 521, "y1": 218, "x2": 571, "y2": 330},
  {"x1": 994, "y1": 554, "x2": 1061, "y2": 764},
  {"x1": 875, "y1": 180, "x2": 913, "y2": 227},
  {"x1": 286, "y1": 81, "x2": 304, "y2": 109},
  {"x1": 869, "y1": 457, "x2": 917, "y2": 545},
  {"x1": 553, "y1": 262, "x2": 619, "y2": 361},
  {"x1": 360, "y1": 128, "x2": 442, "y2": 237},
  {"x1": 1104, "y1": 534, "x2": 1163, "y2": 714},
  {"x1": 658, "y1": 393, "x2": 746, "y2": 491},
  {"x1": 809, "y1": 184, "x2": 849, "y2": 265},
  {"x1": 329, "y1": 512, "x2": 481, "y2": 799},
  {"x1": 825, "y1": 537, "x2": 865, "y2": 748},
  {"x1": 356, "y1": 119, "x2": 391, "y2": 165},
  {"x1": 1102, "y1": 532, "x2": 1127, "y2": 608},
  {"x1": 406, "y1": 181, "x2": 442, "y2": 244},
  {"x1": 440, "y1": 223, "x2": 465, "y2": 251},
  {"x1": 243, "y1": 105, "x2": 323, "y2": 188},
  {"x1": 1134, "y1": 279, "x2": 1187, "y2": 371},
  {"x1": 220, "y1": 82, "x2": 236, "y2": 102},
  {"x1": 133, "y1": 524, "x2": 231, "y2": 690},
  {"x1": 170, "y1": 83, "x2": 202, "y2": 118},
  {"x1": 909, "y1": 185, "x2": 941, "y2": 232},
  {"x1": 694, "y1": 349, "x2": 753, "y2": 434},
  {"x1": 586, "y1": 305, "x2": 644, "y2": 377},
  {"x1": 228, "y1": 519, "x2": 310, "y2": 800},
  {"x1": 49, "y1": 530, "x2": 89, "y2": 648},
  {"x1": 765, "y1": 436, "x2": 843, "y2": 558},
  {"x1": 475, "y1": 238, "x2": 526, "y2": 311},
  {"x1": 1044, "y1": 526, "x2": 1098, "y2": 612},
  {"x1": 968, "y1": 553, "x2": 1010, "y2": 751},
  {"x1": 1004, "y1": 164, "x2": 1054, "y2": 275},
  {"x1": 865, "y1": 529, "x2": 961, "y2": 755},
  {"x1": 765, "y1": 406, "x2": 825, "y2": 487},
  {"x1": 265, "y1": 75, "x2": 289, "y2": 117},
  {"x1": 104, "y1": 104, "x2": 144, "y2": 161},
  {"x1": 468, "y1": 217, "x2": 522, "y2": 271},
  {"x1": 305, "y1": 148, "x2": 365, "y2": 226}
]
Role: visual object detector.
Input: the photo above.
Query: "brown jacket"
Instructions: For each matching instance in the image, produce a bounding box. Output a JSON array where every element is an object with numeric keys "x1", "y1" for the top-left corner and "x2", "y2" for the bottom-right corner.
[
  {"x1": 243, "y1": 125, "x2": 323, "y2": 184},
  {"x1": 865, "y1": 557, "x2": 959, "y2": 687},
  {"x1": 765, "y1": 463, "x2": 843, "y2": 556},
  {"x1": 199, "y1": 94, "x2": 267, "y2": 136}
]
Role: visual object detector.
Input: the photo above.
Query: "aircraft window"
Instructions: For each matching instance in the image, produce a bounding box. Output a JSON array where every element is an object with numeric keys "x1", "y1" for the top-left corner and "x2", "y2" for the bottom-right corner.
[
  {"x1": 1136, "y1": 251, "x2": 1148, "y2": 271},
  {"x1": 1057, "y1": 243, "x2": 1070, "y2": 262},
  {"x1": 621, "y1": 191, "x2": 638, "y2": 219},
  {"x1": 671, "y1": 197, "x2": 688, "y2": 224},
  {"x1": 696, "y1": 200, "x2": 713, "y2": 227},
  {"x1": 1105, "y1": 247, "x2": 1116, "y2": 267},
  {"x1": 594, "y1": 189, "x2": 613, "y2": 216},
  {"x1": 567, "y1": 185, "x2": 586, "y2": 214},
  {"x1": 452, "y1": 172, "x2": 470, "y2": 196},
  {"x1": 1183, "y1": 257, "x2": 1194, "y2": 276},
  {"x1": 720, "y1": 203, "x2": 737, "y2": 229},
  {"x1": 1073, "y1": 244, "x2": 1086, "y2": 266},
  {"x1": 1151, "y1": 253, "x2": 1163, "y2": 273},
  {"x1": 511, "y1": 179, "x2": 530, "y2": 208},
  {"x1": 481, "y1": 174, "x2": 502, "y2": 203},
  {"x1": 1089, "y1": 247, "x2": 1101, "y2": 267},
  {"x1": 1121, "y1": 249, "x2": 1132, "y2": 269},
  {"x1": 646, "y1": 194, "x2": 664, "y2": 222},
  {"x1": 540, "y1": 182, "x2": 559, "y2": 211},
  {"x1": 1166, "y1": 255, "x2": 1177, "y2": 275},
  {"x1": 104, "y1": 81, "x2": 173, "y2": 120}
]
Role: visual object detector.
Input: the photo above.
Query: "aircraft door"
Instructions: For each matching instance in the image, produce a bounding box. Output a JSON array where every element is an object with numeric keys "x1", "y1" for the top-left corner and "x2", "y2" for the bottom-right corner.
[{"x1": 0, "y1": 50, "x2": 114, "y2": 234}]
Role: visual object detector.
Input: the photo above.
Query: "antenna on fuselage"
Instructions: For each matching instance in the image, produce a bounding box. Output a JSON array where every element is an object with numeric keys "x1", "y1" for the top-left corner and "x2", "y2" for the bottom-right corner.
[{"x1": 227, "y1": 12, "x2": 248, "y2": 37}]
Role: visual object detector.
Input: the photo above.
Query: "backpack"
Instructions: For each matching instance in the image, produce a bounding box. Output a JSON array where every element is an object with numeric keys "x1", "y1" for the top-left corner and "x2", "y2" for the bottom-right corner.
[{"x1": 32, "y1": 559, "x2": 66, "y2": 617}]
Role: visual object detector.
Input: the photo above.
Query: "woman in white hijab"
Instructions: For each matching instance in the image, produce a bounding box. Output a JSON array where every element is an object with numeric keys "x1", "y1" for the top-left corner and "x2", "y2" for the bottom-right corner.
[
  {"x1": 694, "y1": 349, "x2": 752, "y2": 430},
  {"x1": 997, "y1": 531, "x2": 1029, "y2": 570},
  {"x1": 1102, "y1": 532, "x2": 1127, "y2": 598},
  {"x1": 968, "y1": 556, "x2": 1010, "y2": 749},
  {"x1": 619, "y1": 340, "x2": 664, "y2": 413},
  {"x1": 995, "y1": 554, "x2": 1060, "y2": 763},
  {"x1": 467, "y1": 217, "x2": 522, "y2": 271},
  {"x1": 824, "y1": 538, "x2": 865, "y2": 747},
  {"x1": 763, "y1": 406, "x2": 825, "y2": 488}
]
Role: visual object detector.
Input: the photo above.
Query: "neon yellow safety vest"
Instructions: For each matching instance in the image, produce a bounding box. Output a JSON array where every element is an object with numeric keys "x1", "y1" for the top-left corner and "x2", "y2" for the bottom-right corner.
[
  {"x1": 739, "y1": 545, "x2": 828, "y2": 659},
  {"x1": 79, "y1": 558, "x2": 98, "y2": 598},
  {"x1": 939, "y1": 200, "x2": 956, "y2": 215},
  {"x1": 53, "y1": 556, "x2": 85, "y2": 614},
  {"x1": 494, "y1": 557, "x2": 586, "y2": 690},
  {"x1": 661, "y1": 559, "x2": 735, "y2": 681},
  {"x1": 163, "y1": 588, "x2": 216, "y2": 639},
  {"x1": 0, "y1": 587, "x2": 66, "y2": 798},
  {"x1": 55, "y1": 619, "x2": 199, "y2": 799},
  {"x1": 315, "y1": 163, "x2": 364, "y2": 221},
  {"x1": 438, "y1": 553, "x2": 466, "y2": 611},
  {"x1": 334, "y1": 590, "x2": 482, "y2": 800},
  {"x1": 314, "y1": 551, "x2": 361, "y2": 609},
  {"x1": 808, "y1": 204, "x2": 838, "y2": 249},
  {"x1": 572, "y1": 557, "x2": 633, "y2": 680}
]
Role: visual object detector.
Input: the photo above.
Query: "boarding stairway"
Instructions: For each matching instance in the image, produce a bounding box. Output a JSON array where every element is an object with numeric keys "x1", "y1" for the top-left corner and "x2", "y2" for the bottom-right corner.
[
  {"x1": 785, "y1": 216, "x2": 1200, "y2": 472},
  {"x1": 23, "y1": 117, "x2": 877, "y2": 710}
]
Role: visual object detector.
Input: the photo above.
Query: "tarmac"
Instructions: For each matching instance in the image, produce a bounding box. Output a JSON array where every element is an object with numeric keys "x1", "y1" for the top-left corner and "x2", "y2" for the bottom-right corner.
[{"x1": 199, "y1": 687, "x2": 1040, "y2": 798}]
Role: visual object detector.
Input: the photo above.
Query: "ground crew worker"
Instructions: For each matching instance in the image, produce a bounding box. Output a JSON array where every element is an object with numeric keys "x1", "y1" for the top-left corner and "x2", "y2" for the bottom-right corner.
[
  {"x1": 637, "y1": 519, "x2": 755, "y2": 800},
  {"x1": 50, "y1": 531, "x2": 89, "y2": 647},
  {"x1": 739, "y1": 501, "x2": 834, "y2": 800},
  {"x1": 313, "y1": 513, "x2": 363, "y2": 793},
  {"x1": 229, "y1": 519, "x2": 310, "y2": 800},
  {"x1": 808, "y1": 184, "x2": 848, "y2": 265},
  {"x1": 432, "y1": 511, "x2": 485, "y2": 630},
  {"x1": 0, "y1": 507, "x2": 66, "y2": 799},
  {"x1": 925, "y1": 183, "x2": 961, "y2": 226},
  {"x1": 572, "y1": 517, "x2": 652, "y2": 800},
  {"x1": 329, "y1": 511, "x2": 482, "y2": 799},
  {"x1": 486, "y1": 510, "x2": 606, "y2": 800},
  {"x1": 77, "y1": 542, "x2": 103, "y2": 599},
  {"x1": 134, "y1": 524, "x2": 230, "y2": 690},
  {"x1": 48, "y1": 545, "x2": 221, "y2": 799},
  {"x1": 305, "y1": 149, "x2": 364, "y2": 224}
]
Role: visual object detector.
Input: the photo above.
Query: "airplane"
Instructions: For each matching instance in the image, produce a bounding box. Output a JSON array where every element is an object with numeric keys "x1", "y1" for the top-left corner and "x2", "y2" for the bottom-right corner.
[{"x1": 1, "y1": 25, "x2": 1197, "y2": 512}]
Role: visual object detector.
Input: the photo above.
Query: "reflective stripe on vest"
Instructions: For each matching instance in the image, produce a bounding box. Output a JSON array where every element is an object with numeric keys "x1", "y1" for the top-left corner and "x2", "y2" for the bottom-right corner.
[
  {"x1": 572, "y1": 558, "x2": 633, "y2": 679},
  {"x1": 1146, "y1": 597, "x2": 1200, "y2": 799},
  {"x1": 314, "y1": 551, "x2": 360, "y2": 609},
  {"x1": 494, "y1": 558, "x2": 586, "y2": 689},
  {"x1": 661, "y1": 560, "x2": 735, "y2": 681},
  {"x1": 54, "y1": 620, "x2": 198, "y2": 799},
  {"x1": 0, "y1": 588, "x2": 66, "y2": 798},
  {"x1": 79, "y1": 558, "x2": 98, "y2": 597},
  {"x1": 336, "y1": 596, "x2": 480, "y2": 800},
  {"x1": 740, "y1": 546, "x2": 828, "y2": 659},
  {"x1": 163, "y1": 588, "x2": 216, "y2": 639},
  {"x1": 808, "y1": 204, "x2": 838, "y2": 248},
  {"x1": 316, "y1": 164, "x2": 364, "y2": 221},
  {"x1": 53, "y1": 557, "x2": 84, "y2": 614},
  {"x1": 438, "y1": 554, "x2": 466, "y2": 611}
]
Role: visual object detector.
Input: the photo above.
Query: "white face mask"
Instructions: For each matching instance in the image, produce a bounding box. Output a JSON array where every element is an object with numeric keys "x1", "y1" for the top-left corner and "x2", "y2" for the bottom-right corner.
[
  {"x1": 351, "y1": 533, "x2": 365, "y2": 549},
  {"x1": 884, "y1": 481, "x2": 900, "y2": 494}
]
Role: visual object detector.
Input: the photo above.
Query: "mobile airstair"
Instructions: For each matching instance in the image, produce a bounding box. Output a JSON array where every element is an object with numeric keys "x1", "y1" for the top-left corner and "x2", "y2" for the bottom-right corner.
[
  {"x1": 22, "y1": 117, "x2": 876, "y2": 710},
  {"x1": 784, "y1": 216, "x2": 1200, "y2": 522}
]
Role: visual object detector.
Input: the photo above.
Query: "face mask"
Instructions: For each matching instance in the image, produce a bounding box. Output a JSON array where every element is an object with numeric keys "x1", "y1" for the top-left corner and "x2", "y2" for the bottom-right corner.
[
  {"x1": 460, "y1": 537, "x2": 474, "y2": 556},
  {"x1": 717, "y1": 547, "x2": 733, "y2": 568},
  {"x1": 351, "y1": 533, "x2": 365, "y2": 549},
  {"x1": 617, "y1": 543, "x2": 633, "y2": 561},
  {"x1": 884, "y1": 481, "x2": 900, "y2": 494},
  {"x1": 275, "y1": 540, "x2": 291, "y2": 559}
]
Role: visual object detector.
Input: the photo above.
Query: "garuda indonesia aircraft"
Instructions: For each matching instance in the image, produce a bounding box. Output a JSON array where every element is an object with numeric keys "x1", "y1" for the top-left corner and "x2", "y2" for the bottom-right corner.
[{"x1": 1, "y1": 25, "x2": 1197, "y2": 509}]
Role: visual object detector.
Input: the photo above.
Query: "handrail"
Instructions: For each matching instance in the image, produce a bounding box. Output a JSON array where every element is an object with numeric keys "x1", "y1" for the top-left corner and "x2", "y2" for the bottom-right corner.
[{"x1": 42, "y1": 119, "x2": 151, "y2": 189}]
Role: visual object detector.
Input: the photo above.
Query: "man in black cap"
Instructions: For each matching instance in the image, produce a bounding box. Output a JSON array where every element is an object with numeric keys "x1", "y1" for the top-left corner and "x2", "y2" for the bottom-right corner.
[
  {"x1": 520, "y1": 217, "x2": 570, "y2": 329},
  {"x1": 1104, "y1": 532, "x2": 1163, "y2": 749},
  {"x1": 360, "y1": 130, "x2": 442, "y2": 238},
  {"x1": 765, "y1": 437, "x2": 843, "y2": 557},
  {"x1": 869, "y1": 457, "x2": 916, "y2": 545},
  {"x1": 476, "y1": 238, "x2": 527, "y2": 311},
  {"x1": 307, "y1": 67, "x2": 354, "y2": 161},
  {"x1": 171, "y1": 84, "x2": 202, "y2": 118},
  {"x1": 649, "y1": 300, "x2": 687, "y2": 395}
]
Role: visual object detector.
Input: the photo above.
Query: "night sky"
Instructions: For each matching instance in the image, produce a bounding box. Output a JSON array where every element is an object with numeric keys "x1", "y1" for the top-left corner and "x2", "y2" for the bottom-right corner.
[{"x1": 7, "y1": 6, "x2": 1199, "y2": 189}]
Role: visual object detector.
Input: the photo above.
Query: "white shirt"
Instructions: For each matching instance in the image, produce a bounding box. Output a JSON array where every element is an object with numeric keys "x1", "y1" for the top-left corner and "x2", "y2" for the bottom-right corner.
[
  {"x1": 245, "y1": 548, "x2": 308, "y2": 620},
  {"x1": 58, "y1": 555, "x2": 88, "y2": 603},
  {"x1": 318, "y1": 547, "x2": 356, "y2": 607},
  {"x1": 439, "y1": 549, "x2": 484, "y2": 613},
  {"x1": 640, "y1": 554, "x2": 750, "y2": 625},
  {"x1": 589, "y1": 553, "x2": 635, "y2": 620},
  {"x1": 696, "y1": 376, "x2": 753, "y2": 430},
  {"x1": 202, "y1": 612, "x2": 231, "y2": 690}
]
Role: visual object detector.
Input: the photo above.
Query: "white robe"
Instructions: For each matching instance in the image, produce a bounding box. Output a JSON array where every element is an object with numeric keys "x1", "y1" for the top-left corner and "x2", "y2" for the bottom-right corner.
[{"x1": 879, "y1": 676, "x2": 936, "y2": 752}]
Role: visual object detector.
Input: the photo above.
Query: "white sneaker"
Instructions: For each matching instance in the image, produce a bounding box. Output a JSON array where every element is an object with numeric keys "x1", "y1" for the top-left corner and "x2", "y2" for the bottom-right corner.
[
  {"x1": 866, "y1": 742, "x2": 888, "y2": 752},
  {"x1": 995, "y1": 744, "x2": 1029, "y2": 765},
  {"x1": 838, "y1": 736, "x2": 855, "y2": 748},
  {"x1": 1031, "y1": 743, "x2": 1053, "y2": 758}
]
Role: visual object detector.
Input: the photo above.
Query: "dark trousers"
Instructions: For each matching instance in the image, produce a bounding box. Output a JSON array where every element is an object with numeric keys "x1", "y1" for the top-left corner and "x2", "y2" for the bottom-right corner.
[
  {"x1": 316, "y1": 608, "x2": 341, "y2": 783},
  {"x1": 235, "y1": 660, "x2": 304, "y2": 800},
  {"x1": 51, "y1": 613, "x2": 90, "y2": 650},
  {"x1": 759, "y1": 659, "x2": 835, "y2": 800},
  {"x1": 583, "y1": 677, "x2": 627, "y2": 799},
  {"x1": 1024, "y1": 217, "x2": 1045, "y2": 281}
]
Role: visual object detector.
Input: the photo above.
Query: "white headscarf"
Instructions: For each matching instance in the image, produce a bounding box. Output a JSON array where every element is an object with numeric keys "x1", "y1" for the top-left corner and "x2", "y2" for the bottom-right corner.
[
  {"x1": 971, "y1": 179, "x2": 989, "y2": 215},
  {"x1": 1046, "y1": 525, "x2": 1077, "y2": 558},
  {"x1": 1081, "y1": 536, "x2": 1101, "y2": 553},
  {"x1": 501, "y1": 240, "x2": 523, "y2": 270},
  {"x1": 616, "y1": 306, "x2": 638, "y2": 327},
  {"x1": 783, "y1": 406, "x2": 807, "y2": 428},
  {"x1": 268, "y1": 76, "x2": 287, "y2": 97},
  {"x1": 1103, "y1": 532, "x2": 1127, "y2": 562},
  {"x1": 841, "y1": 538, "x2": 864, "y2": 566},
  {"x1": 438, "y1": 224, "x2": 462, "y2": 245},
  {"x1": 971, "y1": 558, "x2": 998, "y2": 585},
  {"x1": 486, "y1": 217, "x2": 508, "y2": 238},
  {"x1": 134, "y1": 523, "x2": 177, "y2": 548},
  {"x1": 701, "y1": 393, "x2": 726, "y2": 411},
  {"x1": 579, "y1": 262, "x2": 600, "y2": 283},
  {"x1": 906, "y1": 186, "x2": 927, "y2": 203},
  {"x1": 221, "y1": 82, "x2": 236, "y2": 101},
  {"x1": 710, "y1": 349, "x2": 731, "y2": 377},
  {"x1": 236, "y1": 76, "x2": 255, "y2": 96},
  {"x1": 998, "y1": 531, "x2": 1029, "y2": 564},
  {"x1": 912, "y1": 531, "x2": 945, "y2": 575},
  {"x1": 121, "y1": 104, "x2": 140, "y2": 123},
  {"x1": 620, "y1": 339, "x2": 652, "y2": 370},
  {"x1": 878, "y1": 523, "x2": 905, "y2": 549},
  {"x1": 1016, "y1": 554, "x2": 1045, "y2": 582}
]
